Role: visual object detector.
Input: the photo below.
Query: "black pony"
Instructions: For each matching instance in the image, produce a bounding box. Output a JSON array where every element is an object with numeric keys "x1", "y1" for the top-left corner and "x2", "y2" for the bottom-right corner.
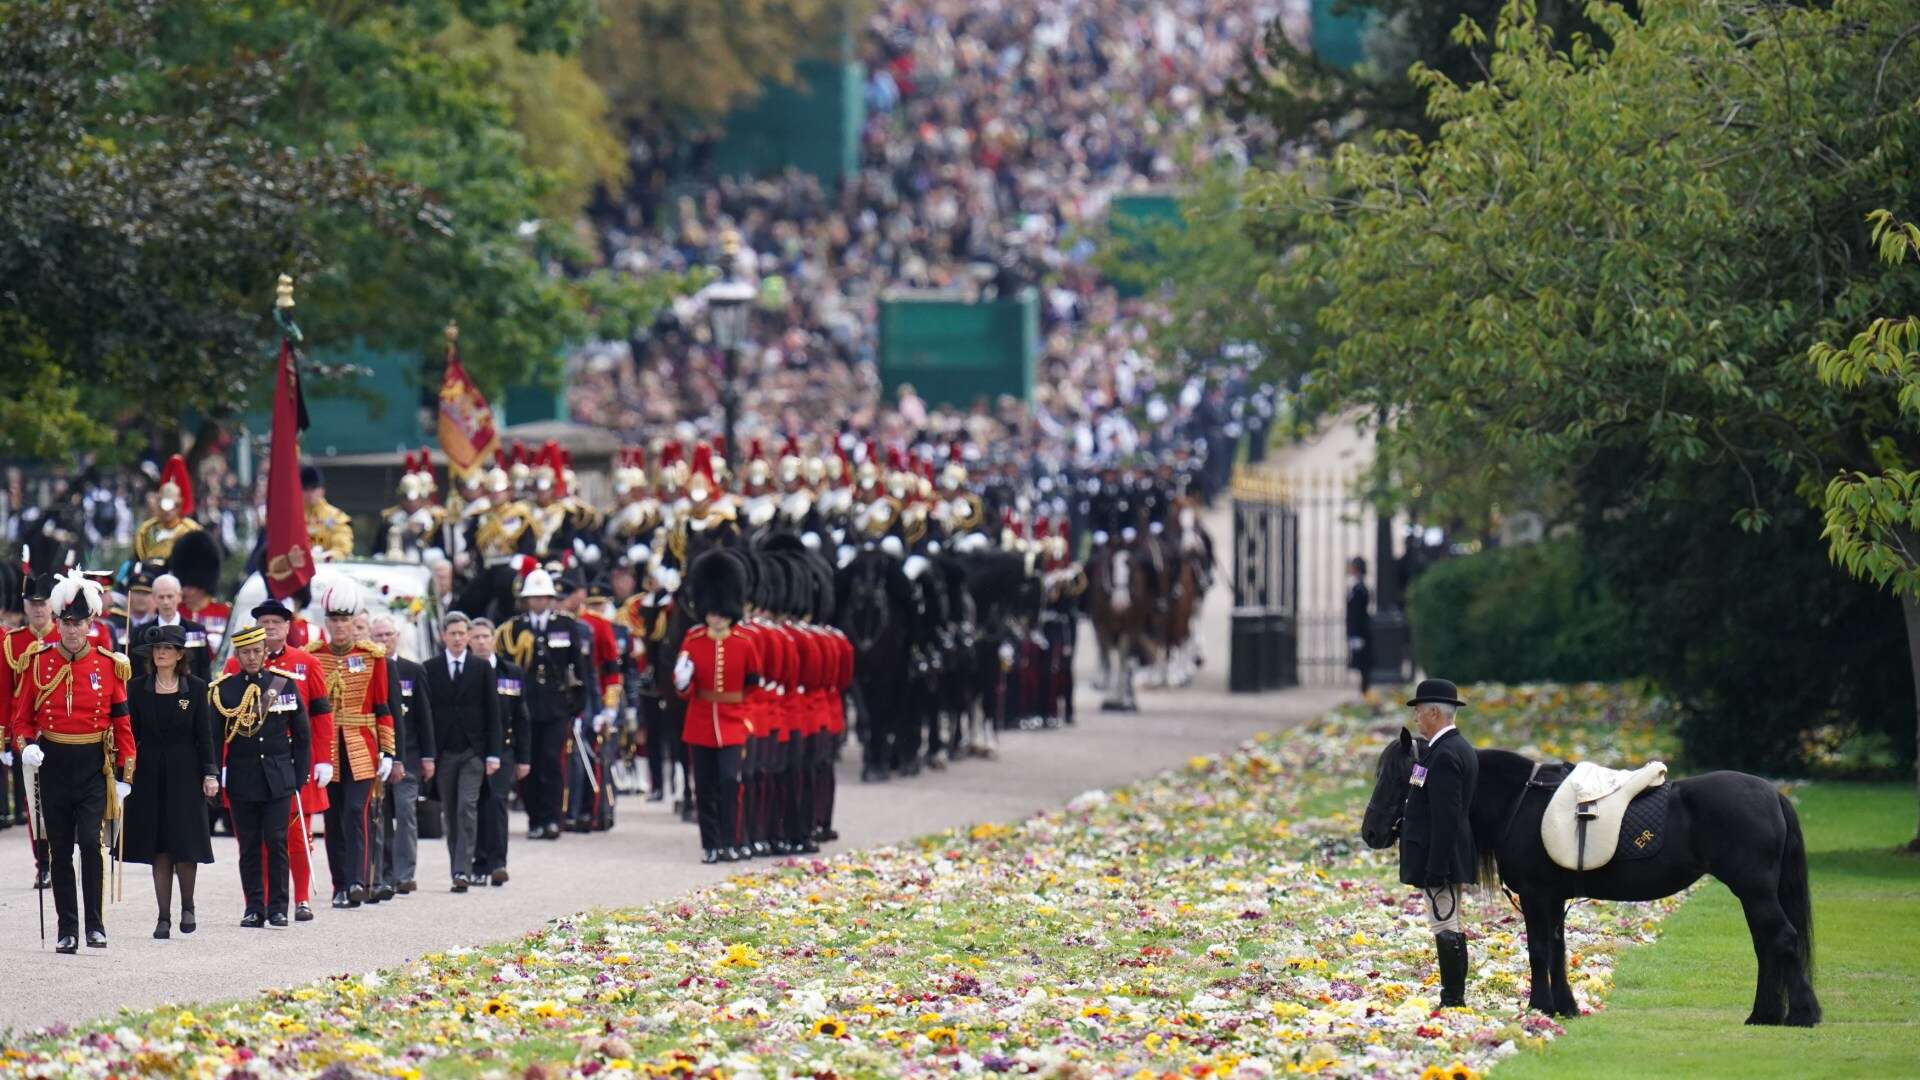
[
  {"x1": 1362, "y1": 729, "x2": 1820, "y2": 1026},
  {"x1": 834, "y1": 549, "x2": 913, "y2": 781}
]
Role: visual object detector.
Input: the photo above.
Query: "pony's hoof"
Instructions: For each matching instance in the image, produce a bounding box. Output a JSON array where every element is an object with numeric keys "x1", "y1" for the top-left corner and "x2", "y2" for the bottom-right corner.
[
  {"x1": 1744, "y1": 1012, "x2": 1784, "y2": 1027},
  {"x1": 1784, "y1": 1010, "x2": 1820, "y2": 1028}
]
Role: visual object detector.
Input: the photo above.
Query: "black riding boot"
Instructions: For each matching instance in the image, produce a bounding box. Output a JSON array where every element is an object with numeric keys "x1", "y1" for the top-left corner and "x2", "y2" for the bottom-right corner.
[{"x1": 1436, "y1": 930, "x2": 1469, "y2": 1007}]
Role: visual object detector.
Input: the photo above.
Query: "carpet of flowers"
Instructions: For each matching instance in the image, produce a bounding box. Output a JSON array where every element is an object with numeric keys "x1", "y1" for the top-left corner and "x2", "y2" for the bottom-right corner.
[{"x1": 8, "y1": 683, "x2": 1689, "y2": 1079}]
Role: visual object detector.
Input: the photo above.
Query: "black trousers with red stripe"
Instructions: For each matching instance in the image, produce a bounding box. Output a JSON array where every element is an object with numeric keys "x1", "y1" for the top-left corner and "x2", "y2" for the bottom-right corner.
[{"x1": 322, "y1": 777, "x2": 374, "y2": 891}]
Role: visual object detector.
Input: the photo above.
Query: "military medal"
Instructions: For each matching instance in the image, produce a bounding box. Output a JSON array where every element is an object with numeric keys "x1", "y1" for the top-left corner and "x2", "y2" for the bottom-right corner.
[{"x1": 1410, "y1": 764, "x2": 1429, "y2": 788}]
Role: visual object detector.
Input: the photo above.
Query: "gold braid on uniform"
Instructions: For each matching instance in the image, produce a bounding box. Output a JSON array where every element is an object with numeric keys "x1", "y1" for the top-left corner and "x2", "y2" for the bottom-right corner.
[
  {"x1": 212, "y1": 678, "x2": 266, "y2": 742},
  {"x1": 497, "y1": 621, "x2": 534, "y2": 670}
]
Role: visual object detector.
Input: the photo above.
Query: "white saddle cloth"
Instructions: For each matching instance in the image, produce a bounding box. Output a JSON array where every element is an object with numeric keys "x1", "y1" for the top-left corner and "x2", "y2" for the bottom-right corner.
[{"x1": 1542, "y1": 760, "x2": 1667, "y2": 872}]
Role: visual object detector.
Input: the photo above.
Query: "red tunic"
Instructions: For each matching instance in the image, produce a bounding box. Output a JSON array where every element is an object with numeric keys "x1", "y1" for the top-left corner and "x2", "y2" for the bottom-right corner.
[
  {"x1": 793, "y1": 625, "x2": 828, "y2": 738},
  {"x1": 10, "y1": 643, "x2": 135, "y2": 777},
  {"x1": 580, "y1": 609, "x2": 623, "y2": 710},
  {"x1": 311, "y1": 642, "x2": 393, "y2": 781},
  {"x1": 227, "y1": 645, "x2": 335, "y2": 811},
  {"x1": 676, "y1": 625, "x2": 761, "y2": 748},
  {"x1": 0, "y1": 624, "x2": 49, "y2": 730},
  {"x1": 828, "y1": 627, "x2": 853, "y2": 735}
]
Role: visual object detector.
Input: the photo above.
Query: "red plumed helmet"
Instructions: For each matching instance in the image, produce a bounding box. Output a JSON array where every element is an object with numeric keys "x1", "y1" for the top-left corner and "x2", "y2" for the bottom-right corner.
[{"x1": 157, "y1": 454, "x2": 195, "y2": 517}]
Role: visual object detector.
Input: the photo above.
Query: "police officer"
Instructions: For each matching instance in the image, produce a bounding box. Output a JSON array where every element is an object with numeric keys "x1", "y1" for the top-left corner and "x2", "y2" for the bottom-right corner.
[
  {"x1": 1400, "y1": 678, "x2": 1478, "y2": 1008},
  {"x1": 213, "y1": 625, "x2": 311, "y2": 927},
  {"x1": 492, "y1": 568, "x2": 595, "y2": 840}
]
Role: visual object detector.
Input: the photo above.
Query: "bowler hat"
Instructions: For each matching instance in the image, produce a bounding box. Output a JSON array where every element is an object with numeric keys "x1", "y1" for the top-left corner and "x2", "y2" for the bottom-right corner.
[
  {"x1": 1406, "y1": 678, "x2": 1465, "y2": 708},
  {"x1": 251, "y1": 598, "x2": 295, "y2": 622},
  {"x1": 134, "y1": 623, "x2": 187, "y2": 656}
]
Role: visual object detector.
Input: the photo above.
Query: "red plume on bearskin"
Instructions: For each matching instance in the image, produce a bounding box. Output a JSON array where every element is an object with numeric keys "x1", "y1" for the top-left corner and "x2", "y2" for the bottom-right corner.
[{"x1": 158, "y1": 453, "x2": 195, "y2": 517}]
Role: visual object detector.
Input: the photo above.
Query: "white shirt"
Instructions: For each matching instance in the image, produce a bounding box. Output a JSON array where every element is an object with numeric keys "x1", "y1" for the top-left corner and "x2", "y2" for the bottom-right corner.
[
  {"x1": 1427, "y1": 724, "x2": 1458, "y2": 747},
  {"x1": 445, "y1": 649, "x2": 468, "y2": 678}
]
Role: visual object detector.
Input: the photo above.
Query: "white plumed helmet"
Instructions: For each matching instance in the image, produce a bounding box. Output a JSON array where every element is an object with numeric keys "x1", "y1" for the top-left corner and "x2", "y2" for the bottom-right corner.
[
  {"x1": 320, "y1": 579, "x2": 363, "y2": 616},
  {"x1": 519, "y1": 568, "x2": 558, "y2": 598}
]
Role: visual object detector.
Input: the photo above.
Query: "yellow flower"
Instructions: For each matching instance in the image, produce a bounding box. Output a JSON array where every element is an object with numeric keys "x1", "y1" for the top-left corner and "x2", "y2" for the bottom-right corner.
[
  {"x1": 970, "y1": 821, "x2": 1011, "y2": 840},
  {"x1": 718, "y1": 943, "x2": 763, "y2": 969},
  {"x1": 1421, "y1": 1068, "x2": 1449, "y2": 1080},
  {"x1": 1446, "y1": 1065, "x2": 1481, "y2": 1080},
  {"x1": 482, "y1": 995, "x2": 516, "y2": 1017},
  {"x1": 1080, "y1": 1004, "x2": 1113, "y2": 1019},
  {"x1": 918, "y1": 1012, "x2": 945, "y2": 1025},
  {"x1": 1187, "y1": 756, "x2": 1212, "y2": 771},
  {"x1": 926, "y1": 1026, "x2": 960, "y2": 1045},
  {"x1": 174, "y1": 1010, "x2": 200, "y2": 1030},
  {"x1": 811, "y1": 1016, "x2": 848, "y2": 1039}
]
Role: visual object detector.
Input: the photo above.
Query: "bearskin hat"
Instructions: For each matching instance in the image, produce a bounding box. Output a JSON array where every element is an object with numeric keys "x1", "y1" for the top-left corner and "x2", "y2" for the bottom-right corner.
[
  {"x1": 166, "y1": 528, "x2": 223, "y2": 595},
  {"x1": 752, "y1": 553, "x2": 788, "y2": 613},
  {"x1": 687, "y1": 549, "x2": 747, "y2": 623}
]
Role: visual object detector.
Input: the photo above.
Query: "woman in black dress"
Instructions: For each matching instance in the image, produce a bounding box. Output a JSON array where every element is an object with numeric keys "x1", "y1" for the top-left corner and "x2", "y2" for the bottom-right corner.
[{"x1": 123, "y1": 624, "x2": 218, "y2": 938}]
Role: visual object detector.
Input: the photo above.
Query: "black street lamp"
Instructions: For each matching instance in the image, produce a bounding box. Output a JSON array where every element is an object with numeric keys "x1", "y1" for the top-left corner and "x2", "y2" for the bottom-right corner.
[{"x1": 703, "y1": 275, "x2": 755, "y2": 458}]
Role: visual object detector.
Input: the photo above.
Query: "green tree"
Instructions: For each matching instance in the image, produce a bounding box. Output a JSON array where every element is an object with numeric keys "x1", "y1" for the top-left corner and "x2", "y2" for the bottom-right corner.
[
  {"x1": 0, "y1": 0, "x2": 687, "y2": 461},
  {"x1": 1248, "y1": 0, "x2": 1920, "y2": 770},
  {"x1": 1811, "y1": 210, "x2": 1920, "y2": 848}
]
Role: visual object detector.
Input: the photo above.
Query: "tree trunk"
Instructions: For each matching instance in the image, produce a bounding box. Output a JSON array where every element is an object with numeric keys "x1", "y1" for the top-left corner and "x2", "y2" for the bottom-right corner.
[{"x1": 1902, "y1": 594, "x2": 1920, "y2": 853}]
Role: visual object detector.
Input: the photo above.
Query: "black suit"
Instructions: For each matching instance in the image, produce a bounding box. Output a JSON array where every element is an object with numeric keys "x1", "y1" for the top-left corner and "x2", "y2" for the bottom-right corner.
[
  {"x1": 218, "y1": 669, "x2": 311, "y2": 917},
  {"x1": 473, "y1": 656, "x2": 531, "y2": 878},
  {"x1": 426, "y1": 650, "x2": 498, "y2": 880},
  {"x1": 1400, "y1": 729, "x2": 1479, "y2": 888},
  {"x1": 377, "y1": 656, "x2": 435, "y2": 889}
]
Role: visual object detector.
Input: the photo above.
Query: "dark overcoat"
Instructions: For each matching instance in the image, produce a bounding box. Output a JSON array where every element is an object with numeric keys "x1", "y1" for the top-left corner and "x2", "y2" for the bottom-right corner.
[{"x1": 1400, "y1": 729, "x2": 1479, "y2": 887}]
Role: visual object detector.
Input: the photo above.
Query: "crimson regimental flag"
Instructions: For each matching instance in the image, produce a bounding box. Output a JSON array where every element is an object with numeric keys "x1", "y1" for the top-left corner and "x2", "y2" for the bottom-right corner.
[
  {"x1": 264, "y1": 338, "x2": 313, "y2": 599},
  {"x1": 438, "y1": 339, "x2": 499, "y2": 479}
]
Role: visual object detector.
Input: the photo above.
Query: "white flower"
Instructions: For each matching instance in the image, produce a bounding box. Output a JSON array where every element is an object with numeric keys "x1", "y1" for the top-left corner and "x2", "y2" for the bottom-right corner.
[
  {"x1": 788, "y1": 988, "x2": 829, "y2": 1017},
  {"x1": 1067, "y1": 789, "x2": 1108, "y2": 811},
  {"x1": 731, "y1": 996, "x2": 769, "y2": 1016}
]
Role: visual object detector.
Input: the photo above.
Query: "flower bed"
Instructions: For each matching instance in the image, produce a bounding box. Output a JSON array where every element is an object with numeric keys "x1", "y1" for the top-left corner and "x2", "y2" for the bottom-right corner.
[{"x1": 12, "y1": 683, "x2": 1686, "y2": 1080}]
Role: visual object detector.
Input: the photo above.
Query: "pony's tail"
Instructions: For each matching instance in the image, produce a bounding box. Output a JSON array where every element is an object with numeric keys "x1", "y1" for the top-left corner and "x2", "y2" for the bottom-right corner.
[
  {"x1": 1475, "y1": 848, "x2": 1502, "y2": 894},
  {"x1": 1778, "y1": 792, "x2": 1817, "y2": 994}
]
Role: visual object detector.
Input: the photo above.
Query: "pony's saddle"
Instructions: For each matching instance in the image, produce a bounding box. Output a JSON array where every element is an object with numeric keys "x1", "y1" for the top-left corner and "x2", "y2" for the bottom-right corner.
[{"x1": 1538, "y1": 760, "x2": 1670, "y2": 872}]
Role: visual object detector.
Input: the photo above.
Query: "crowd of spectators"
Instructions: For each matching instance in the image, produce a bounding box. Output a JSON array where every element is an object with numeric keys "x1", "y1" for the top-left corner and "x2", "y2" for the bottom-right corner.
[{"x1": 568, "y1": 0, "x2": 1302, "y2": 472}]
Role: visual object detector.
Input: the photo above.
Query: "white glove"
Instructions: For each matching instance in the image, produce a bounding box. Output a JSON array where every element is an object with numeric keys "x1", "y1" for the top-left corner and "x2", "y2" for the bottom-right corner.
[
  {"x1": 115, "y1": 781, "x2": 132, "y2": 801},
  {"x1": 313, "y1": 762, "x2": 334, "y2": 787},
  {"x1": 673, "y1": 653, "x2": 694, "y2": 692},
  {"x1": 594, "y1": 709, "x2": 615, "y2": 733},
  {"x1": 377, "y1": 755, "x2": 394, "y2": 782},
  {"x1": 20, "y1": 745, "x2": 44, "y2": 769},
  {"x1": 220, "y1": 767, "x2": 227, "y2": 788},
  {"x1": 0, "y1": 751, "x2": 11, "y2": 767}
]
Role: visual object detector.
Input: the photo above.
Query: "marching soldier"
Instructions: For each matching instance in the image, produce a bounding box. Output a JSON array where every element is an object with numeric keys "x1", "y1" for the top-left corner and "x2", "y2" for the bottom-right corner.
[
  {"x1": 302, "y1": 464, "x2": 355, "y2": 560},
  {"x1": 169, "y1": 528, "x2": 231, "y2": 650},
  {"x1": 10, "y1": 570, "x2": 135, "y2": 953},
  {"x1": 310, "y1": 581, "x2": 394, "y2": 907},
  {"x1": 132, "y1": 455, "x2": 203, "y2": 564},
  {"x1": 493, "y1": 568, "x2": 596, "y2": 840},
  {"x1": 675, "y1": 550, "x2": 761, "y2": 864},
  {"x1": 560, "y1": 573, "x2": 622, "y2": 832},
  {"x1": 212, "y1": 625, "x2": 311, "y2": 928},
  {"x1": 3, "y1": 573, "x2": 57, "y2": 886}
]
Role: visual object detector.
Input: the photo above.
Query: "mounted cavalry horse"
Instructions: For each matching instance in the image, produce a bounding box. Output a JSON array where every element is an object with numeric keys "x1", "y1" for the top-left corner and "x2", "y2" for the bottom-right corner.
[
  {"x1": 1361, "y1": 719, "x2": 1820, "y2": 1026},
  {"x1": 1145, "y1": 495, "x2": 1214, "y2": 688}
]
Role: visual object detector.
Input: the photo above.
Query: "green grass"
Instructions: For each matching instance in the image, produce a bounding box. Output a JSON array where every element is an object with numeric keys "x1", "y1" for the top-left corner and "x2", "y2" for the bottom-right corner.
[{"x1": 1495, "y1": 783, "x2": 1920, "y2": 1079}]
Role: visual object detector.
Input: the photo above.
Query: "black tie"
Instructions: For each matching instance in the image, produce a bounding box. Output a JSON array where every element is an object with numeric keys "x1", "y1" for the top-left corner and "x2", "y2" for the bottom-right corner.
[{"x1": 452, "y1": 658, "x2": 462, "y2": 681}]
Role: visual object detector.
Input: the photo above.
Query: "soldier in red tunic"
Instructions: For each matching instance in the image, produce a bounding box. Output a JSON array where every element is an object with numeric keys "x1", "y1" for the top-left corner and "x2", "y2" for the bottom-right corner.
[
  {"x1": 675, "y1": 551, "x2": 761, "y2": 864},
  {"x1": 3, "y1": 571, "x2": 56, "y2": 888},
  {"x1": 310, "y1": 581, "x2": 393, "y2": 908},
  {"x1": 11, "y1": 570, "x2": 135, "y2": 953}
]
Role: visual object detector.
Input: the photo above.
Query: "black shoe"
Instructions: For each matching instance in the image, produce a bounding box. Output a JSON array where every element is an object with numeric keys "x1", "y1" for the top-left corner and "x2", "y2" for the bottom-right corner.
[
  {"x1": 752, "y1": 841, "x2": 772, "y2": 857},
  {"x1": 179, "y1": 907, "x2": 196, "y2": 934},
  {"x1": 816, "y1": 827, "x2": 839, "y2": 843},
  {"x1": 241, "y1": 911, "x2": 265, "y2": 928},
  {"x1": 732, "y1": 845, "x2": 754, "y2": 861},
  {"x1": 451, "y1": 875, "x2": 469, "y2": 893},
  {"x1": 363, "y1": 889, "x2": 384, "y2": 905},
  {"x1": 153, "y1": 918, "x2": 170, "y2": 940},
  {"x1": 491, "y1": 868, "x2": 510, "y2": 886},
  {"x1": 545, "y1": 823, "x2": 564, "y2": 839},
  {"x1": 925, "y1": 754, "x2": 947, "y2": 771},
  {"x1": 33, "y1": 869, "x2": 50, "y2": 890},
  {"x1": 85, "y1": 929, "x2": 107, "y2": 949},
  {"x1": 396, "y1": 880, "x2": 417, "y2": 895},
  {"x1": 374, "y1": 884, "x2": 395, "y2": 902},
  {"x1": 795, "y1": 840, "x2": 821, "y2": 854},
  {"x1": 55, "y1": 935, "x2": 77, "y2": 954},
  {"x1": 347, "y1": 883, "x2": 367, "y2": 905},
  {"x1": 702, "y1": 849, "x2": 722, "y2": 864},
  {"x1": 294, "y1": 903, "x2": 314, "y2": 922},
  {"x1": 268, "y1": 911, "x2": 289, "y2": 927},
  {"x1": 331, "y1": 891, "x2": 351, "y2": 909},
  {"x1": 526, "y1": 826, "x2": 544, "y2": 841},
  {"x1": 646, "y1": 791, "x2": 665, "y2": 803}
]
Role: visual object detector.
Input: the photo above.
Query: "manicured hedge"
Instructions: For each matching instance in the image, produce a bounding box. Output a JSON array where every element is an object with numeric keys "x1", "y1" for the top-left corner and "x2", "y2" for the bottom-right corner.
[{"x1": 1407, "y1": 539, "x2": 1638, "y2": 684}]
